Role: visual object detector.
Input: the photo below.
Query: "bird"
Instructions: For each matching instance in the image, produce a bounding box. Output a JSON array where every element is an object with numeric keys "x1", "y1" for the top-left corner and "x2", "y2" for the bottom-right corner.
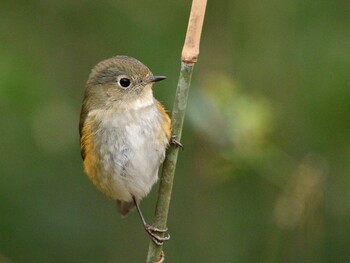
[{"x1": 79, "y1": 56, "x2": 181, "y2": 245}]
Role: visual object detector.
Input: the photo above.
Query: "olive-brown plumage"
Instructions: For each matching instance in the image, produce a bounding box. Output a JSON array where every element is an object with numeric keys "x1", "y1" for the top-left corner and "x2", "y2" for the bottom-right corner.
[{"x1": 79, "y1": 56, "x2": 171, "y2": 245}]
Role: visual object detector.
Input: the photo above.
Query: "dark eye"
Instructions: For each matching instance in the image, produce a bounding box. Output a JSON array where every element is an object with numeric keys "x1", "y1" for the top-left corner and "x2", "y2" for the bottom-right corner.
[{"x1": 119, "y1": 78, "x2": 131, "y2": 88}]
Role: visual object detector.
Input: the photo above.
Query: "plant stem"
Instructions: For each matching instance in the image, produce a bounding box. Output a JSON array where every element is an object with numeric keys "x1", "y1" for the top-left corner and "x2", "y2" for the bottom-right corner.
[
  {"x1": 146, "y1": 63, "x2": 194, "y2": 263},
  {"x1": 146, "y1": 0, "x2": 207, "y2": 262}
]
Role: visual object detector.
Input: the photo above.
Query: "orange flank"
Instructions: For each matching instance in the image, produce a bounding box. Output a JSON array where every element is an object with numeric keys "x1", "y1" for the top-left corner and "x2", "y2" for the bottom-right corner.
[
  {"x1": 156, "y1": 101, "x2": 171, "y2": 141},
  {"x1": 80, "y1": 119, "x2": 100, "y2": 187}
]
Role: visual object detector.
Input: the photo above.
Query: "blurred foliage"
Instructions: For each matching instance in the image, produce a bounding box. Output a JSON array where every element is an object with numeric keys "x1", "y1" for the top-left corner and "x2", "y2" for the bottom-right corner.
[{"x1": 1, "y1": 0, "x2": 350, "y2": 262}]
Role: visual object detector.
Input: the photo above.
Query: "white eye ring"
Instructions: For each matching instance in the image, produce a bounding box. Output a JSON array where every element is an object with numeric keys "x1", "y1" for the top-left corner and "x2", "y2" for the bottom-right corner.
[{"x1": 117, "y1": 75, "x2": 132, "y2": 89}]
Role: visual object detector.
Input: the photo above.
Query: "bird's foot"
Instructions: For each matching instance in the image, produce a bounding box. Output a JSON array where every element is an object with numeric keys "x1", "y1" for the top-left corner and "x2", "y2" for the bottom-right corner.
[
  {"x1": 170, "y1": 135, "x2": 184, "y2": 150},
  {"x1": 144, "y1": 224, "x2": 170, "y2": 246}
]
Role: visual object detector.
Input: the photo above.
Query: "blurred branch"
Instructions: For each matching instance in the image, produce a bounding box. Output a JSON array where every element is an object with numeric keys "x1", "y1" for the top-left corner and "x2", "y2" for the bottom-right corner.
[{"x1": 146, "y1": 0, "x2": 207, "y2": 262}]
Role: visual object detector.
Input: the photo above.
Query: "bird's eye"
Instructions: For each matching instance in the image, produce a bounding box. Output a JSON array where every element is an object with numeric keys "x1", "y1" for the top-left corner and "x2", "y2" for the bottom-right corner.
[{"x1": 117, "y1": 76, "x2": 131, "y2": 89}]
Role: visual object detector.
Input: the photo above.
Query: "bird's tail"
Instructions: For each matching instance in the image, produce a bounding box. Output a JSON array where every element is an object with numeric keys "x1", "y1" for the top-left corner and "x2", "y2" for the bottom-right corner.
[{"x1": 117, "y1": 200, "x2": 135, "y2": 217}]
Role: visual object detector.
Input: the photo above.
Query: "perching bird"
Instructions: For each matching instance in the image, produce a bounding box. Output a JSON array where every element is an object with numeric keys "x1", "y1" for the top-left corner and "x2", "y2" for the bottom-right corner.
[{"x1": 79, "y1": 56, "x2": 181, "y2": 245}]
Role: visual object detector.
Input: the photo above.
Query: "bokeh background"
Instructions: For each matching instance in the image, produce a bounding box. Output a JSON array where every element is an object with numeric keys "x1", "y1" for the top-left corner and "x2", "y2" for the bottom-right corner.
[{"x1": 1, "y1": 0, "x2": 350, "y2": 262}]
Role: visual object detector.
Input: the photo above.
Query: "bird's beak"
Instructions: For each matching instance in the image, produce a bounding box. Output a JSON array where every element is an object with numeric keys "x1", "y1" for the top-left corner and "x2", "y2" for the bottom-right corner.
[{"x1": 150, "y1": 75, "x2": 167, "y2": 83}]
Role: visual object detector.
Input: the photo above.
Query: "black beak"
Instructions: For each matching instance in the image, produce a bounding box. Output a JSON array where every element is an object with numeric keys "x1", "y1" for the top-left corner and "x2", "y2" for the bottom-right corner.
[{"x1": 150, "y1": 75, "x2": 167, "y2": 83}]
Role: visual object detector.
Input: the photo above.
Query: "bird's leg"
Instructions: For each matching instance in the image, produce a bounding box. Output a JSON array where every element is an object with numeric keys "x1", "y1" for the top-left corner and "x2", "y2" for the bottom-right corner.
[
  {"x1": 170, "y1": 134, "x2": 184, "y2": 150},
  {"x1": 132, "y1": 196, "x2": 170, "y2": 246}
]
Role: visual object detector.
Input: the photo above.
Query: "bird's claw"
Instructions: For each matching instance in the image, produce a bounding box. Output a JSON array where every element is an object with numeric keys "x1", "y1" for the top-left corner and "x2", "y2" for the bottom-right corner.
[
  {"x1": 170, "y1": 135, "x2": 184, "y2": 150},
  {"x1": 145, "y1": 224, "x2": 171, "y2": 246}
]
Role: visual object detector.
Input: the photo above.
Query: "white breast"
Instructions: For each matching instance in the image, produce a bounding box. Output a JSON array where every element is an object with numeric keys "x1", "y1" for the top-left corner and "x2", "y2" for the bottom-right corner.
[{"x1": 88, "y1": 97, "x2": 169, "y2": 202}]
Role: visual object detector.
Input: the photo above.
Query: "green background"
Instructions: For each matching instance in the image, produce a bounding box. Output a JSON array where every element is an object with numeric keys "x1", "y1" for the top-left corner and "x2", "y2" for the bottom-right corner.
[{"x1": 1, "y1": 0, "x2": 350, "y2": 262}]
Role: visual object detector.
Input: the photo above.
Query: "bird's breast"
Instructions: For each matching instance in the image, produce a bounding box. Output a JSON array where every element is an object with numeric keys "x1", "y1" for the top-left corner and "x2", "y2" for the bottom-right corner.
[{"x1": 81, "y1": 102, "x2": 170, "y2": 201}]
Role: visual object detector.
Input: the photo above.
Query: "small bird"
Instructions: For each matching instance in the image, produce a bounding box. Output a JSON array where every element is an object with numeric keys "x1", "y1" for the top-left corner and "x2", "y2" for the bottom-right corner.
[{"x1": 79, "y1": 56, "x2": 179, "y2": 245}]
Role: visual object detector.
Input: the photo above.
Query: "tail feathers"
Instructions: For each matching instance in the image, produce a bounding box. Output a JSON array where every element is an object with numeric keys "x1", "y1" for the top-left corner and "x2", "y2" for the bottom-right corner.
[{"x1": 117, "y1": 200, "x2": 135, "y2": 217}]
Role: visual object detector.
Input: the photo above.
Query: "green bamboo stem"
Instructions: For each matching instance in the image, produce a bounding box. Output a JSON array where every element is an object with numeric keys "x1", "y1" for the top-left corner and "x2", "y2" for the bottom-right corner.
[
  {"x1": 146, "y1": 62, "x2": 194, "y2": 263},
  {"x1": 146, "y1": 0, "x2": 207, "y2": 261}
]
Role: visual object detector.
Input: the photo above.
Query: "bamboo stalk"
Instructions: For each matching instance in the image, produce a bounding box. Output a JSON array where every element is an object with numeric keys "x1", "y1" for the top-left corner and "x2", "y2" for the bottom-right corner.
[{"x1": 146, "y1": 0, "x2": 207, "y2": 262}]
